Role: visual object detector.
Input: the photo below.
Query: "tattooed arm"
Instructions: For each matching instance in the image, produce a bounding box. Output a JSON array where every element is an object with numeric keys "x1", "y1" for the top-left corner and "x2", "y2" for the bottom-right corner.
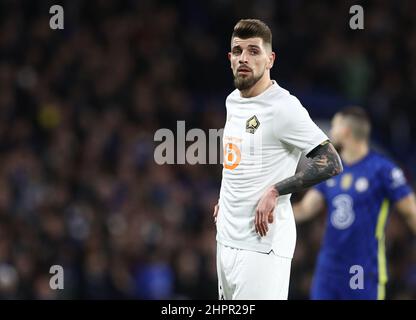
[
  {"x1": 254, "y1": 140, "x2": 343, "y2": 236},
  {"x1": 274, "y1": 140, "x2": 343, "y2": 195}
]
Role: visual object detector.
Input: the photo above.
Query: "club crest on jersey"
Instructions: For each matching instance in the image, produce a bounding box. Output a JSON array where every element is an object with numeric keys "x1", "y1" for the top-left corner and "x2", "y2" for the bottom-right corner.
[
  {"x1": 355, "y1": 177, "x2": 369, "y2": 192},
  {"x1": 246, "y1": 115, "x2": 260, "y2": 134},
  {"x1": 341, "y1": 173, "x2": 353, "y2": 190}
]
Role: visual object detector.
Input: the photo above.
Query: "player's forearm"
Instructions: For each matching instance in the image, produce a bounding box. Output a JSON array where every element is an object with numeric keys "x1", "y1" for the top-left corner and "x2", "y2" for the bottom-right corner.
[
  {"x1": 274, "y1": 141, "x2": 343, "y2": 196},
  {"x1": 406, "y1": 213, "x2": 416, "y2": 235},
  {"x1": 292, "y1": 202, "x2": 312, "y2": 223},
  {"x1": 397, "y1": 193, "x2": 416, "y2": 234},
  {"x1": 400, "y1": 206, "x2": 416, "y2": 235}
]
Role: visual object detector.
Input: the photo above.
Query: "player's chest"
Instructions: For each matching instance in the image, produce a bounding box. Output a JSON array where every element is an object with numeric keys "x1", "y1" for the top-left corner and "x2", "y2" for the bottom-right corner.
[
  {"x1": 325, "y1": 170, "x2": 381, "y2": 203},
  {"x1": 223, "y1": 107, "x2": 276, "y2": 147}
]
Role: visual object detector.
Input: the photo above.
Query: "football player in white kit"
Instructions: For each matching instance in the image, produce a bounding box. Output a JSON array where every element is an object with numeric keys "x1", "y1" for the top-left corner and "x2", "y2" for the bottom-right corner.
[{"x1": 213, "y1": 19, "x2": 343, "y2": 300}]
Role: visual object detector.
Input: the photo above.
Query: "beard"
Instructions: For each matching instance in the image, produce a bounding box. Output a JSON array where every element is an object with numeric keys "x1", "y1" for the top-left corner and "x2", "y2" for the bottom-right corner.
[{"x1": 233, "y1": 71, "x2": 263, "y2": 91}]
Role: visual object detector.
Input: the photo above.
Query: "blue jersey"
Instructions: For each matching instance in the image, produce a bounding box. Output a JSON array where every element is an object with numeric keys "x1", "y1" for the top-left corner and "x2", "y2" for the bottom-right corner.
[{"x1": 313, "y1": 151, "x2": 412, "y2": 298}]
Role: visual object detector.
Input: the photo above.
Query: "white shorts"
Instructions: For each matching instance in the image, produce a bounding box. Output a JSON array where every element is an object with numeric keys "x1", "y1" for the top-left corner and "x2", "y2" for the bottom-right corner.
[{"x1": 216, "y1": 242, "x2": 292, "y2": 300}]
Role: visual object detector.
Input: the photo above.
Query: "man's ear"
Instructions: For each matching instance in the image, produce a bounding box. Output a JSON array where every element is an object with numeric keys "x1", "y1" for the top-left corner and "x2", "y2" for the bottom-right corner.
[
  {"x1": 228, "y1": 52, "x2": 233, "y2": 68},
  {"x1": 268, "y1": 52, "x2": 276, "y2": 69}
]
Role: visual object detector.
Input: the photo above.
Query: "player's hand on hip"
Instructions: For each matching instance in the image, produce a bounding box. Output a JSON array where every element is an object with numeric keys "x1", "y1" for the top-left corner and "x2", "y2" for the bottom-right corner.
[
  {"x1": 255, "y1": 186, "x2": 279, "y2": 236},
  {"x1": 213, "y1": 202, "x2": 219, "y2": 223}
]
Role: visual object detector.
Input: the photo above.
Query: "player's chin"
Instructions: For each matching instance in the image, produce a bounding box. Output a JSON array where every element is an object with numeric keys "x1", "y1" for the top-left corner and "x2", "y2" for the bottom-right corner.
[
  {"x1": 234, "y1": 75, "x2": 255, "y2": 90},
  {"x1": 235, "y1": 73, "x2": 251, "y2": 80}
]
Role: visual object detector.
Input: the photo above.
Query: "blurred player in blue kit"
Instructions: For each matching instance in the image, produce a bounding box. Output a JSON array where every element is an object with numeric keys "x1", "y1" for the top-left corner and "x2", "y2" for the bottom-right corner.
[{"x1": 294, "y1": 107, "x2": 416, "y2": 300}]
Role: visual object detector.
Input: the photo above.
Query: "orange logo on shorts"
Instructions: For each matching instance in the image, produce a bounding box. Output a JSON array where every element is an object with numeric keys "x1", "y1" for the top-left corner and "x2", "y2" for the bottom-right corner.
[{"x1": 223, "y1": 143, "x2": 241, "y2": 170}]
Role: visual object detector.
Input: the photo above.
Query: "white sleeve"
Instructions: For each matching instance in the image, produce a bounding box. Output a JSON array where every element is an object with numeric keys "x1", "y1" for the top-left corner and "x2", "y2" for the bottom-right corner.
[{"x1": 273, "y1": 96, "x2": 328, "y2": 155}]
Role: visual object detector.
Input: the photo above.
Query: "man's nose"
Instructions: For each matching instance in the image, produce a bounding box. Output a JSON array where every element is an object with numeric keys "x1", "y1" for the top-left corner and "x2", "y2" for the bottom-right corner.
[{"x1": 239, "y1": 50, "x2": 248, "y2": 64}]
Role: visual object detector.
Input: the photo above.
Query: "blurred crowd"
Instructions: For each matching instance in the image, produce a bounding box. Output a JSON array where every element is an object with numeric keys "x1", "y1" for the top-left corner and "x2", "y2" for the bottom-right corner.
[{"x1": 0, "y1": 0, "x2": 415, "y2": 299}]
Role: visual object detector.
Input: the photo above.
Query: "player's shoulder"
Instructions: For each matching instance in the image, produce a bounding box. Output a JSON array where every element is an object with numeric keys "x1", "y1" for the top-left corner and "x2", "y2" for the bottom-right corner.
[
  {"x1": 368, "y1": 150, "x2": 393, "y2": 164},
  {"x1": 225, "y1": 89, "x2": 244, "y2": 112},
  {"x1": 226, "y1": 88, "x2": 240, "y2": 100},
  {"x1": 367, "y1": 150, "x2": 399, "y2": 171},
  {"x1": 273, "y1": 83, "x2": 306, "y2": 113},
  {"x1": 274, "y1": 83, "x2": 300, "y2": 103},
  {"x1": 368, "y1": 151, "x2": 409, "y2": 188}
]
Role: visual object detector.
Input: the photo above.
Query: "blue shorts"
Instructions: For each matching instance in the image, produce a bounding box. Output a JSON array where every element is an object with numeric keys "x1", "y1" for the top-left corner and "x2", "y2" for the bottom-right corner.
[{"x1": 311, "y1": 270, "x2": 384, "y2": 300}]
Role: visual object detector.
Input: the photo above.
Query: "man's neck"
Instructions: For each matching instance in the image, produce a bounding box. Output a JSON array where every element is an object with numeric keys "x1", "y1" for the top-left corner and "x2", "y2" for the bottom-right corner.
[
  {"x1": 240, "y1": 75, "x2": 273, "y2": 98},
  {"x1": 341, "y1": 140, "x2": 369, "y2": 165}
]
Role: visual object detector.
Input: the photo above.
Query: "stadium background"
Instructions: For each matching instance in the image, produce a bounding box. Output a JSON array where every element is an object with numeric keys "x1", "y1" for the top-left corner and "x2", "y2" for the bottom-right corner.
[{"x1": 0, "y1": 0, "x2": 415, "y2": 299}]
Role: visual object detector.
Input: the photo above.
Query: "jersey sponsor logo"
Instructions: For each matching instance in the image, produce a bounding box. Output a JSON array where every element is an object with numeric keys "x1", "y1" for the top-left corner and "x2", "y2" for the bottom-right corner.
[
  {"x1": 355, "y1": 177, "x2": 369, "y2": 192},
  {"x1": 341, "y1": 173, "x2": 353, "y2": 190},
  {"x1": 330, "y1": 194, "x2": 355, "y2": 229},
  {"x1": 223, "y1": 143, "x2": 241, "y2": 170},
  {"x1": 245, "y1": 115, "x2": 260, "y2": 134}
]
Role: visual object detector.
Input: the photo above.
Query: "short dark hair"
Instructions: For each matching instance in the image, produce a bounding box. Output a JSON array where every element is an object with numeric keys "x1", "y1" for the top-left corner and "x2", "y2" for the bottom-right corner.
[
  {"x1": 338, "y1": 106, "x2": 371, "y2": 140},
  {"x1": 231, "y1": 19, "x2": 272, "y2": 50}
]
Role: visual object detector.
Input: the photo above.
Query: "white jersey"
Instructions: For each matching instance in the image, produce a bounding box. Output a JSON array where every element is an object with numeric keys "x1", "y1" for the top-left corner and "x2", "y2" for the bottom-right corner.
[{"x1": 217, "y1": 81, "x2": 328, "y2": 258}]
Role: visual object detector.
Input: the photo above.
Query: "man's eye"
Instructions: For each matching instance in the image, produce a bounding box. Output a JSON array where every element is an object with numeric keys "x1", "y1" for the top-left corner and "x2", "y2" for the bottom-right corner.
[
  {"x1": 233, "y1": 50, "x2": 241, "y2": 55},
  {"x1": 250, "y1": 50, "x2": 258, "y2": 55}
]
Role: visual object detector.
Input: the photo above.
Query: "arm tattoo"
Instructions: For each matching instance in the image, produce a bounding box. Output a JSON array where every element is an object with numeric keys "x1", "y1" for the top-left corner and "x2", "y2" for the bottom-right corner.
[{"x1": 274, "y1": 141, "x2": 343, "y2": 196}]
